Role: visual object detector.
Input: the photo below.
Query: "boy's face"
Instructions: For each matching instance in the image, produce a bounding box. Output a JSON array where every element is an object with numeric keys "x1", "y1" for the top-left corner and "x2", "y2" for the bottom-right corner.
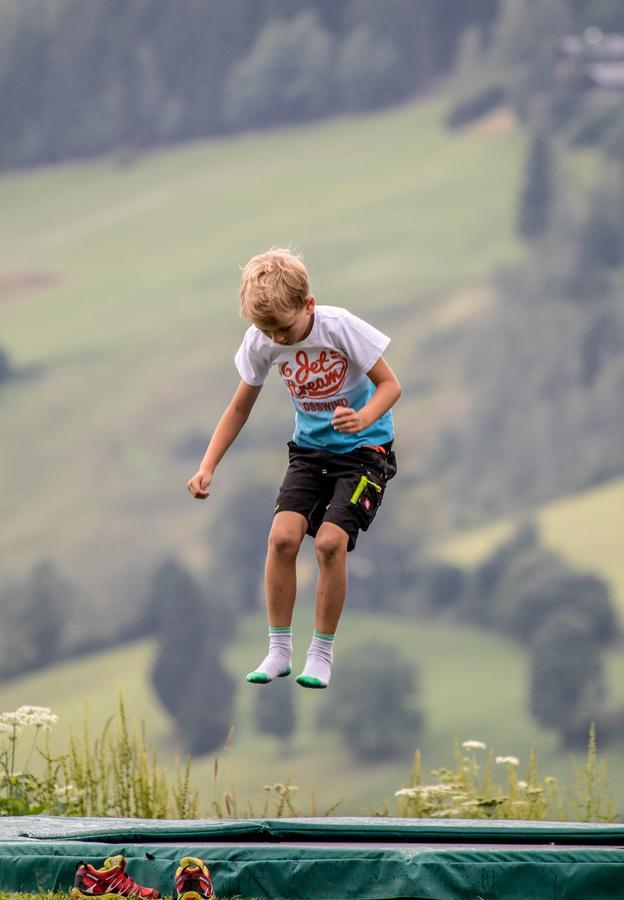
[{"x1": 257, "y1": 296, "x2": 315, "y2": 345}]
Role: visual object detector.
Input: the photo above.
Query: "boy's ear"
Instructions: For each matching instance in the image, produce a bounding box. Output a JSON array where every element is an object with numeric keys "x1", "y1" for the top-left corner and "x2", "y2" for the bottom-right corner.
[{"x1": 305, "y1": 295, "x2": 315, "y2": 313}]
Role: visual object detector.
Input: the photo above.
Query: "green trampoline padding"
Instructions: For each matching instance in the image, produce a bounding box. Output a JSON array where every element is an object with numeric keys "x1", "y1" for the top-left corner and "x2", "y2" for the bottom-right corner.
[{"x1": 1, "y1": 817, "x2": 623, "y2": 899}]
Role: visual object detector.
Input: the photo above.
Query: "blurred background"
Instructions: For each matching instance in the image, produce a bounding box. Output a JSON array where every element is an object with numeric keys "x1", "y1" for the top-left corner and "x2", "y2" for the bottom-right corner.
[{"x1": 1, "y1": 0, "x2": 624, "y2": 816}]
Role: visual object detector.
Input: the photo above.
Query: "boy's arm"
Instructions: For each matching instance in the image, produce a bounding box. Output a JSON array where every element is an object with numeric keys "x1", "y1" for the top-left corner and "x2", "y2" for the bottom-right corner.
[
  {"x1": 187, "y1": 379, "x2": 262, "y2": 499},
  {"x1": 332, "y1": 356, "x2": 401, "y2": 434}
]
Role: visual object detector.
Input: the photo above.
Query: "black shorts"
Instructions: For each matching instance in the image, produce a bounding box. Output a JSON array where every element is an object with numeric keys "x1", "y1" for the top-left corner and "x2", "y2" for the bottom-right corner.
[{"x1": 274, "y1": 441, "x2": 397, "y2": 551}]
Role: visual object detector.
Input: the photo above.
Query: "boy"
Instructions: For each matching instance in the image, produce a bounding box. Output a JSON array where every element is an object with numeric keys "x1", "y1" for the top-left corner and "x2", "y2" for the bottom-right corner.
[{"x1": 187, "y1": 248, "x2": 400, "y2": 688}]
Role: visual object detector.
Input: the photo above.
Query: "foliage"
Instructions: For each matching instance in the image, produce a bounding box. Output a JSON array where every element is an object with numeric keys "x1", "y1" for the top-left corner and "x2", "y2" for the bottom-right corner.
[
  {"x1": 208, "y1": 482, "x2": 275, "y2": 613},
  {"x1": 336, "y1": 25, "x2": 404, "y2": 113},
  {"x1": 0, "y1": 0, "x2": 502, "y2": 170},
  {"x1": 64, "y1": 692, "x2": 198, "y2": 818},
  {"x1": 254, "y1": 677, "x2": 296, "y2": 742},
  {"x1": 346, "y1": 526, "x2": 416, "y2": 613},
  {"x1": 529, "y1": 611, "x2": 606, "y2": 748},
  {"x1": 566, "y1": 182, "x2": 624, "y2": 301},
  {"x1": 0, "y1": 706, "x2": 64, "y2": 816},
  {"x1": 516, "y1": 120, "x2": 556, "y2": 240},
  {"x1": 0, "y1": 562, "x2": 72, "y2": 681},
  {"x1": 323, "y1": 642, "x2": 424, "y2": 762},
  {"x1": 149, "y1": 559, "x2": 237, "y2": 756},
  {"x1": 0, "y1": 348, "x2": 13, "y2": 385},
  {"x1": 566, "y1": 95, "x2": 622, "y2": 149},
  {"x1": 491, "y1": 0, "x2": 570, "y2": 120},
  {"x1": 223, "y1": 11, "x2": 335, "y2": 129},
  {"x1": 207, "y1": 730, "x2": 342, "y2": 818},
  {"x1": 395, "y1": 731, "x2": 616, "y2": 821},
  {"x1": 450, "y1": 523, "x2": 619, "y2": 745},
  {"x1": 455, "y1": 269, "x2": 624, "y2": 521},
  {"x1": 446, "y1": 83, "x2": 506, "y2": 130},
  {"x1": 0, "y1": 695, "x2": 198, "y2": 818}
]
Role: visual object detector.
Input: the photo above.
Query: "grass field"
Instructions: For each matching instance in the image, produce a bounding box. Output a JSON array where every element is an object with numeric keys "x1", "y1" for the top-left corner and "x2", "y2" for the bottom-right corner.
[
  {"x1": 2, "y1": 608, "x2": 624, "y2": 817},
  {"x1": 0, "y1": 96, "x2": 523, "y2": 619}
]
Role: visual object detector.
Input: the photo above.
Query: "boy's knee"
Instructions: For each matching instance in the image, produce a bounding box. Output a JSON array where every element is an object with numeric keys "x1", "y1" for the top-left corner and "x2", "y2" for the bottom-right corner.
[
  {"x1": 268, "y1": 526, "x2": 303, "y2": 558},
  {"x1": 314, "y1": 526, "x2": 348, "y2": 562}
]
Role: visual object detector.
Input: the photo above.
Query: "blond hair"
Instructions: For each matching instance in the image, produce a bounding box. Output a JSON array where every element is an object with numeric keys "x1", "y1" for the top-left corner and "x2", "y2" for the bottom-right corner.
[{"x1": 239, "y1": 248, "x2": 310, "y2": 327}]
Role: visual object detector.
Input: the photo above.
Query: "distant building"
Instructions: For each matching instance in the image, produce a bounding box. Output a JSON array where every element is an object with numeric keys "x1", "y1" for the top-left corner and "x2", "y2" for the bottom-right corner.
[{"x1": 558, "y1": 28, "x2": 624, "y2": 90}]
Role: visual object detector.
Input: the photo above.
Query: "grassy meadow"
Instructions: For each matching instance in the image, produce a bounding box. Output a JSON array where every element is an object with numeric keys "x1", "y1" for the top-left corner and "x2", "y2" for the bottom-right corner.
[
  {"x1": 3, "y1": 94, "x2": 624, "y2": 819},
  {"x1": 0, "y1": 97, "x2": 523, "y2": 608},
  {"x1": 2, "y1": 608, "x2": 624, "y2": 816}
]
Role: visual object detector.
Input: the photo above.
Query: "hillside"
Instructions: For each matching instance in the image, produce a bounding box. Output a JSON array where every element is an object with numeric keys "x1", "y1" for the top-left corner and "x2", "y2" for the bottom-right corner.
[
  {"x1": 439, "y1": 477, "x2": 624, "y2": 619},
  {"x1": 2, "y1": 611, "x2": 624, "y2": 816},
  {"x1": 0, "y1": 96, "x2": 523, "y2": 622}
]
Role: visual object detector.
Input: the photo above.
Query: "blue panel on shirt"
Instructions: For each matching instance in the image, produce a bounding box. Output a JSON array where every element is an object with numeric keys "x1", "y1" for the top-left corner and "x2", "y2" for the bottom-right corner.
[{"x1": 292, "y1": 377, "x2": 393, "y2": 453}]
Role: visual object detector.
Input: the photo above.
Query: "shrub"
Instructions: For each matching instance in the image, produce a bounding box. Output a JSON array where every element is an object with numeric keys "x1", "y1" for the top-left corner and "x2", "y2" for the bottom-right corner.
[
  {"x1": 323, "y1": 642, "x2": 424, "y2": 761},
  {"x1": 445, "y1": 83, "x2": 505, "y2": 130}
]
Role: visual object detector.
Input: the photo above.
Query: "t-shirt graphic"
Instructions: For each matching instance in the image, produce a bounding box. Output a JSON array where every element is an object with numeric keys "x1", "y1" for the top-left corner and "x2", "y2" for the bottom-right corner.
[{"x1": 234, "y1": 305, "x2": 394, "y2": 453}]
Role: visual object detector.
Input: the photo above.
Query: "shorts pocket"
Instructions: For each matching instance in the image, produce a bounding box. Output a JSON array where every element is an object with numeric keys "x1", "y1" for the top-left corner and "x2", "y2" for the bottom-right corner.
[{"x1": 349, "y1": 473, "x2": 383, "y2": 530}]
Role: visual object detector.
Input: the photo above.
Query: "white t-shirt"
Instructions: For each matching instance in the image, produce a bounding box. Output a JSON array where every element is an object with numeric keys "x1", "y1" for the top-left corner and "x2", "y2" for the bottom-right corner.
[{"x1": 234, "y1": 305, "x2": 394, "y2": 453}]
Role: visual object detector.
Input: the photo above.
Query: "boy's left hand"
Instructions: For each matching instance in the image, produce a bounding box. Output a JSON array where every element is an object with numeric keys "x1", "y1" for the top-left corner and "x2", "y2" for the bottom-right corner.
[{"x1": 332, "y1": 406, "x2": 366, "y2": 433}]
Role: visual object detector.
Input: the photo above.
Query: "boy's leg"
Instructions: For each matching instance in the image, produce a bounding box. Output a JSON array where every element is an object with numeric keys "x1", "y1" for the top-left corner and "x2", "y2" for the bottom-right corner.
[
  {"x1": 296, "y1": 522, "x2": 348, "y2": 689},
  {"x1": 313, "y1": 522, "x2": 349, "y2": 634},
  {"x1": 296, "y1": 445, "x2": 397, "y2": 689},
  {"x1": 246, "y1": 511, "x2": 307, "y2": 684},
  {"x1": 265, "y1": 511, "x2": 308, "y2": 626}
]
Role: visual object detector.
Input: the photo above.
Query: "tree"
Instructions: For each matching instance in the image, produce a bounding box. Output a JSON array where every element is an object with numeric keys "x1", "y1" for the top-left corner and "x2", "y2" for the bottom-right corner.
[
  {"x1": 174, "y1": 645, "x2": 237, "y2": 755},
  {"x1": 461, "y1": 522, "x2": 540, "y2": 625},
  {"x1": 149, "y1": 558, "x2": 238, "y2": 754},
  {"x1": 517, "y1": 121, "x2": 556, "y2": 241},
  {"x1": 223, "y1": 10, "x2": 334, "y2": 129},
  {"x1": 0, "y1": 348, "x2": 13, "y2": 385},
  {"x1": 323, "y1": 642, "x2": 424, "y2": 761},
  {"x1": 495, "y1": 553, "x2": 617, "y2": 644},
  {"x1": 493, "y1": 0, "x2": 570, "y2": 120},
  {"x1": 150, "y1": 559, "x2": 210, "y2": 713},
  {"x1": 530, "y1": 611, "x2": 606, "y2": 747},
  {"x1": 18, "y1": 561, "x2": 71, "y2": 671},
  {"x1": 336, "y1": 25, "x2": 402, "y2": 112},
  {"x1": 208, "y1": 481, "x2": 275, "y2": 613},
  {"x1": 567, "y1": 183, "x2": 624, "y2": 300},
  {"x1": 254, "y1": 676, "x2": 296, "y2": 741}
]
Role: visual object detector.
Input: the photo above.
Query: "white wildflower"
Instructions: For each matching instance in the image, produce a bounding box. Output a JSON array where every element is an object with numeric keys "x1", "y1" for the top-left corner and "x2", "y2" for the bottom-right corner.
[
  {"x1": 395, "y1": 783, "x2": 457, "y2": 799},
  {"x1": 461, "y1": 740, "x2": 487, "y2": 750},
  {"x1": 517, "y1": 780, "x2": 528, "y2": 790},
  {"x1": 394, "y1": 788, "x2": 417, "y2": 798},
  {"x1": 0, "y1": 711, "x2": 26, "y2": 733},
  {"x1": 495, "y1": 755, "x2": 519, "y2": 766},
  {"x1": 15, "y1": 706, "x2": 59, "y2": 729},
  {"x1": 54, "y1": 783, "x2": 85, "y2": 801}
]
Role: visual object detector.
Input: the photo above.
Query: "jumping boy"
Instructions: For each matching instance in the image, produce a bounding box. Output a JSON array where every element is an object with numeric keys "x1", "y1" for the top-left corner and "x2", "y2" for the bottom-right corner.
[{"x1": 187, "y1": 248, "x2": 400, "y2": 688}]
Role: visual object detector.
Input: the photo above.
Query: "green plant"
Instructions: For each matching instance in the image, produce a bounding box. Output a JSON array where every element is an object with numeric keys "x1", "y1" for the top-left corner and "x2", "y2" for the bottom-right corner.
[
  {"x1": 207, "y1": 727, "x2": 342, "y2": 819},
  {"x1": 62, "y1": 691, "x2": 198, "y2": 818},
  {"x1": 0, "y1": 693, "x2": 199, "y2": 819},
  {"x1": 395, "y1": 730, "x2": 616, "y2": 822},
  {"x1": 0, "y1": 705, "x2": 73, "y2": 816}
]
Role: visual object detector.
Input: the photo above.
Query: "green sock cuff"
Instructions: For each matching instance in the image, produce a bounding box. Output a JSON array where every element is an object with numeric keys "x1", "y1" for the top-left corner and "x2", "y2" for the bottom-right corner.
[
  {"x1": 313, "y1": 630, "x2": 335, "y2": 641},
  {"x1": 269, "y1": 626, "x2": 292, "y2": 634}
]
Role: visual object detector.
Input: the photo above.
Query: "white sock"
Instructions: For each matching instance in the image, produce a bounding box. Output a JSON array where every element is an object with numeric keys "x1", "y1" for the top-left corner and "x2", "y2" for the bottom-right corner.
[
  {"x1": 246, "y1": 627, "x2": 292, "y2": 684},
  {"x1": 296, "y1": 631, "x2": 334, "y2": 689}
]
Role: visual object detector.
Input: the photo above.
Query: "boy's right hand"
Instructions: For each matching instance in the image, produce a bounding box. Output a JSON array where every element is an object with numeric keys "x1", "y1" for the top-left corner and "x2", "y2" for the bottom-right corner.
[{"x1": 187, "y1": 469, "x2": 212, "y2": 499}]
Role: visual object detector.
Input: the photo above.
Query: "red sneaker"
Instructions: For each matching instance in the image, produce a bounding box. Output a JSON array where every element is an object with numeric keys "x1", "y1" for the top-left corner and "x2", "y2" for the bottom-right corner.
[
  {"x1": 71, "y1": 855, "x2": 160, "y2": 899},
  {"x1": 175, "y1": 856, "x2": 216, "y2": 900}
]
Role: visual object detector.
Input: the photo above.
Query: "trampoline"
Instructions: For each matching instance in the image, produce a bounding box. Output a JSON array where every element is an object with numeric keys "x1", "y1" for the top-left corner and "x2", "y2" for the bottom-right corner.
[{"x1": 1, "y1": 816, "x2": 623, "y2": 898}]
